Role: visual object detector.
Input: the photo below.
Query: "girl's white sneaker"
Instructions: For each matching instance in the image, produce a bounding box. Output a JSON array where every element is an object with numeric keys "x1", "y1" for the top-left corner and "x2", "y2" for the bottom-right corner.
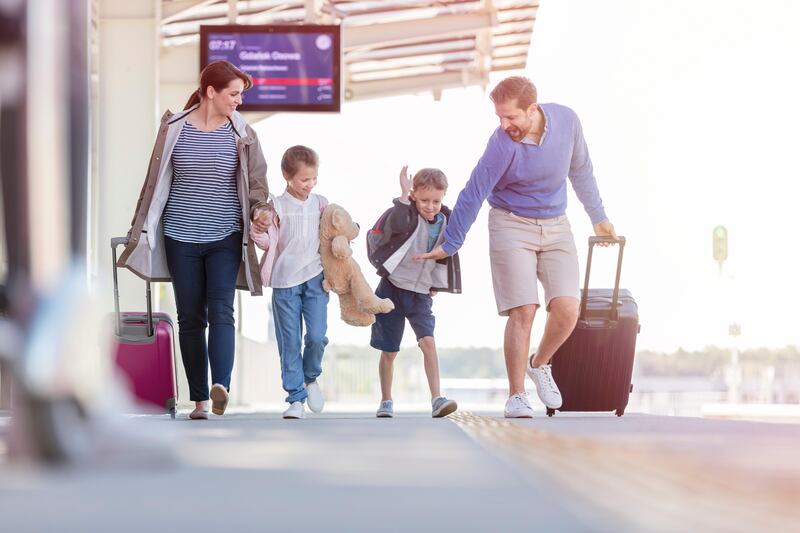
[
  {"x1": 283, "y1": 401, "x2": 305, "y2": 419},
  {"x1": 306, "y1": 381, "x2": 325, "y2": 413}
]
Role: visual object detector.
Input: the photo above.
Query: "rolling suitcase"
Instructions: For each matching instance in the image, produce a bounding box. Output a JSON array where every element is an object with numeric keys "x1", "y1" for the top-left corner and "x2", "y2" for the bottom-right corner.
[
  {"x1": 547, "y1": 236, "x2": 639, "y2": 417},
  {"x1": 111, "y1": 237, "x2": 178, "y2": 418}
]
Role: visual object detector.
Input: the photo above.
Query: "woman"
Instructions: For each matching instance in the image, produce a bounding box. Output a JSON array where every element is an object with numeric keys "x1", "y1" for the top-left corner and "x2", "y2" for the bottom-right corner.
[{"x1": 118, "y1": 60, "x2": 271, "y2": 420}]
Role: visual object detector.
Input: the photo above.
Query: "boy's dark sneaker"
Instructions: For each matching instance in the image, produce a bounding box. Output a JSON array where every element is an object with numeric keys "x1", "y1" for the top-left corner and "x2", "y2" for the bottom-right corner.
[{"x1": 432, "y1": 396, "x2": 457, "y2": 418}]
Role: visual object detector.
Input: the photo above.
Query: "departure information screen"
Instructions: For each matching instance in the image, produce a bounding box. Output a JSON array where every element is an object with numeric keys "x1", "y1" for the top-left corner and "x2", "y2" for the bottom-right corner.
[{"x1": 201, "y1": 25, "x2": 341, "y2": 112}]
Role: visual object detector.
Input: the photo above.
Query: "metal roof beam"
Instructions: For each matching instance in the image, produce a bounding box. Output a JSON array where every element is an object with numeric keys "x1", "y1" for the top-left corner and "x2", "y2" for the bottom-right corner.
[
  {"x1": 163, "y1": 1, "x2": 297, "y2": 23},
  {"x1": 343, "y1": 10, "x2": 497, "y2": 51},
  {"x1": 351, "y1": 61, "x2": 475, "y2": 82},
  {"x1": 347, "y1": 39, "x2": 476, "y2": 62},
  {"x1": 492, "y1": 59, "x2": 526, "y2": 71},
  {"x1": 162, "y1": 0, "x2": 218, "y2": 24},
  {"x1": 348, "y1": 51, "x2": 476, "y2": 73},
  {"x1": 305, "y1": 0, "x2": 322, "y2": 22},
  {"x1": 345, "y1": 68, "x2": 488, "y2": 101},
  {"x1": 328, "y1": 0, "x2": 479, "y2": 18}
]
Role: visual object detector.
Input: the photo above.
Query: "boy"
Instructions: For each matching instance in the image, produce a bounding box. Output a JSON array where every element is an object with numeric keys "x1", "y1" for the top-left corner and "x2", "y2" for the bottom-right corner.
[{"x1": 369, "y1": 166, "x2": 462, "y2": 418}]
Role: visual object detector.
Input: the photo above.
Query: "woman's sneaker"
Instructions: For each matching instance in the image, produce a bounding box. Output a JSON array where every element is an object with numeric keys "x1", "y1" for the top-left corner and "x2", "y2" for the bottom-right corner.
[
  {"x1": 526, "y1": 356, "x2": 563, "y2": 409},
  {"x1": 283, "y1": 401, "x2": 305, "y2": 419},
  {"x1": 188, "y1": 407, "x2": 209, "y2": 420},
  {"x1": 431, "y1": 396, "x2": 457, "y2": 418},
  {"x1": 210, "y1": 384, "x2": 229, "y2": 415},
  {"x1": 306, "y1": 381, "x2": 325, "y2": 413},
  {"x1": 504, "y1": 392, "x2": 534, "y2": 418},
  {"x1": 376, "y1": 400, "x2": 394, "y2": 418}
]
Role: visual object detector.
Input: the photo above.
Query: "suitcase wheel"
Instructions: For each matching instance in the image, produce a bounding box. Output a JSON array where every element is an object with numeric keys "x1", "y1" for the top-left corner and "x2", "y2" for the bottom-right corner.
[
  {"x1": 546, "y1": 408, "x2": 555, "y2": 417},
  {"x1": 166, "y1": 398, "x2": 177, "y2": 420},
  {"x1": 615, "y1": 408, "x2": 625, "y2": 417}
]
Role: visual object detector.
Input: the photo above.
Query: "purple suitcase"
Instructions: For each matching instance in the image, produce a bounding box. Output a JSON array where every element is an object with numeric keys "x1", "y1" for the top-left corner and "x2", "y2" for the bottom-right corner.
[
  {"x1": 111, "y1": 237, "x2": 178, "y2": 418},
  {"x1": 547, "y1": 236, "x2": 639, "y2": 417}
]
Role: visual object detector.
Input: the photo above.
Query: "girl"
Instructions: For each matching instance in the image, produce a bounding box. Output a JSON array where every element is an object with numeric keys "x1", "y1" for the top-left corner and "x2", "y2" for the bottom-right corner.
[{"x1": 250, "y1": 145, "x2": 328, "y2": 419}]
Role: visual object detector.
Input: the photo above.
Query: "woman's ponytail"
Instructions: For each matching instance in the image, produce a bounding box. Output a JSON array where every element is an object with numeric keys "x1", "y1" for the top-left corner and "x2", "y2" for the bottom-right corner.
[
  {"x1": 183, "y1": 88, "x2": 201, "y2": 110},
  {"x1": 182, "y1": 62, "x2": 252, "y2": 111}
]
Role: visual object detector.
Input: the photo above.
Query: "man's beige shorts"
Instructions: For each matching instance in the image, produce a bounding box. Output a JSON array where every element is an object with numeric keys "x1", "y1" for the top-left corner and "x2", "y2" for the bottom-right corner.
[{"x1": 488, "y1": 208, "x2": 579, "y2": 316}]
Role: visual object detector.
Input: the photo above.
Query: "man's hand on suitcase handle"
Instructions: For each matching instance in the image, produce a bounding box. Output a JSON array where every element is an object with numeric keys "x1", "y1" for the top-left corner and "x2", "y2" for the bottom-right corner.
[{"x1": 593, "y1": 220, "x2": 618, "y2": 246}]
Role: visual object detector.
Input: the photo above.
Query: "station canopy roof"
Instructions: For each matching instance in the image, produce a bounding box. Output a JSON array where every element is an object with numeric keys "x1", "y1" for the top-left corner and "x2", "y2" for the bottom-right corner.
[{"x1": 160, "y1": 0, "x2": 538, "y2": 101}]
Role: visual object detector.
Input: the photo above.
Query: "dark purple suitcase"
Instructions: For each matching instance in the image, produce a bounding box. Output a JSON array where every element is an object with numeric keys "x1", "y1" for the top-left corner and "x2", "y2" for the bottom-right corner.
[{"x1": 547, "y1": 236, "x2": 639, "y2": 417}]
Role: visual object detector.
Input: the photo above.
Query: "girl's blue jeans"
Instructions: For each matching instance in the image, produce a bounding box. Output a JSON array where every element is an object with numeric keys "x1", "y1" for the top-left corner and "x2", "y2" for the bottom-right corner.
[{"x1": 271, "y1": 272, "x2": 329, "y2": 404}]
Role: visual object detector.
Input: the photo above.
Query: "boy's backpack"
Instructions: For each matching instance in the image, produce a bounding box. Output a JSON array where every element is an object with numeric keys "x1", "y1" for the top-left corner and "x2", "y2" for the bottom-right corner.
[
  {"x1": 366, "y1": 207, "x2": 394, "y2": 270},
  {"x1": 366, "y1": 202, "x2": 419, "y2": 277}
]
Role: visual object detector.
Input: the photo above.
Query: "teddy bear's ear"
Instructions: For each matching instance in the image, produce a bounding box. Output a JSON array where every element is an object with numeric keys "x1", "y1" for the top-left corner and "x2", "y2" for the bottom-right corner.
[{"x1": 332, "y1": 208, "x2": 344, "y2": 230}]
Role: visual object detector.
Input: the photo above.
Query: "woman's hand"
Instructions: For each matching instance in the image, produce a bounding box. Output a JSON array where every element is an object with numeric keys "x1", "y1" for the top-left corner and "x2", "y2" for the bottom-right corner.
[{"x1": 251, "y1": 208, "x2": 273, "y2": 233}]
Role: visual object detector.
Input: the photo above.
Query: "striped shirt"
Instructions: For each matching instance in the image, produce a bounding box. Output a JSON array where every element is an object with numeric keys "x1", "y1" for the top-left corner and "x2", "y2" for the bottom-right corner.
[{"x1": 163, "y1": 121, "x2": 242, "y2": 243}]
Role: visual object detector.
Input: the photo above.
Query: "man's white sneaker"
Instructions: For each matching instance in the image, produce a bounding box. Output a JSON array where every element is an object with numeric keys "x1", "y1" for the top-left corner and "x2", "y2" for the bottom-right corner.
[
  {"x1": 527, "y1": 359, "x2": 563, "y2": 409},
  {"x1": 504, "y1": 392, "x2": 534, "y2": 418},
  {"x1": 282, "y1": 401, "x2": 305, "y2": 419},
  {"x1": 305, "y1": 381, "x2": 325, "y2": 414}
]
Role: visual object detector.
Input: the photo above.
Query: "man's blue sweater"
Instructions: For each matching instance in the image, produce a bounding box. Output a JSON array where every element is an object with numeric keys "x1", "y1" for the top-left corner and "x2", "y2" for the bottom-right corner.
[{"x1": 442, "y1": 103, "x2": 607, "y2": 256}]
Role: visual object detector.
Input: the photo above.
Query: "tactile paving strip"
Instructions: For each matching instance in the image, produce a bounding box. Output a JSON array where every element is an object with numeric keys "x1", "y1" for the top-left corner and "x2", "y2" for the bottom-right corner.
[{"x1": 449, "y1": 412, "x2": 799, "y2": 533}]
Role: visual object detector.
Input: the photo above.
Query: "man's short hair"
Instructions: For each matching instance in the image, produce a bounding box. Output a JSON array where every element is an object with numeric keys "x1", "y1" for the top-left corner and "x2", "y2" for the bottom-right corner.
[
  {"x1": 490, "y1": 76, "x2": 538, "y2": 110},
  {"x1": 412, "y1": 168, "x2": 448, "y2": 191}
]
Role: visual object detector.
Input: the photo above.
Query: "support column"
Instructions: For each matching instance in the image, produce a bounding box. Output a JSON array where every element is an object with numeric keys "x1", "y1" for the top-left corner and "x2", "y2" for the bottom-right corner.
[
  {"x1": 160, "y1": 43, "x2": 197, "y2": 112},
  {"x1": 95, "y1": 0, "x2": 159, "y2": 312}
]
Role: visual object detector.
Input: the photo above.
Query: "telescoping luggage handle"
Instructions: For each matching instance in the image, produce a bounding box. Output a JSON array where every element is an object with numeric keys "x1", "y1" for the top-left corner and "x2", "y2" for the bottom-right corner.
[
  {"x1": 580, "y1": 236, "x2": 626, "y2": 322},
  {"x1": 111, "y1": 237, "x2": 154, "y2": 337}
]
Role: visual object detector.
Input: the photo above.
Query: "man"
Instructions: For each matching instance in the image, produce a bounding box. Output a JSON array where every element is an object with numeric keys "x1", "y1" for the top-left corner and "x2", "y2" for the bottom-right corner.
[{"x1": 415, "y1": 76, "x2": 617, "y2": 418}]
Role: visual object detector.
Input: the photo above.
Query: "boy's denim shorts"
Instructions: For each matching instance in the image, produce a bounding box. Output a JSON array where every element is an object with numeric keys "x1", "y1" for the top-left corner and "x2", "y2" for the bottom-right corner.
[{"x1": 370, "y1": 278, "x2": 435, "y2": 353}]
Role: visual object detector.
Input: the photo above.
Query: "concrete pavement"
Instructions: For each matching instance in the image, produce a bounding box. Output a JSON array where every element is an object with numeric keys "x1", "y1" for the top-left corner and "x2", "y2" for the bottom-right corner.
[
  {"x1": 0, "y1": 410, "x2": 602, "y2": 532},
  {"x1": 1, "y1": 409, "x2": 798, "y2": 532}
]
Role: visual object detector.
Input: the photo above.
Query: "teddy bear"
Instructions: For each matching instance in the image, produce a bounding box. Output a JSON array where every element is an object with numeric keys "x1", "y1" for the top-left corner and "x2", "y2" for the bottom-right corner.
[{"x1": 319, "y1": 204, "x2": 395, "y2": 327}]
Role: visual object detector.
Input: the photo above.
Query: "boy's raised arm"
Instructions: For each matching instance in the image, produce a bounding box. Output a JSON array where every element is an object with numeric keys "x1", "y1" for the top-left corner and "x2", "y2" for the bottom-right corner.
[{"x1": 398, "y1": 165, "x2": 411, "y2": 203}]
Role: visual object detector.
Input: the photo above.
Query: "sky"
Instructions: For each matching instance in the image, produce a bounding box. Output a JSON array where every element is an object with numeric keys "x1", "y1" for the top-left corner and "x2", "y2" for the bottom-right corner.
[{"x1": 241, "y1": 0, "x2": 800, "y2": 353}]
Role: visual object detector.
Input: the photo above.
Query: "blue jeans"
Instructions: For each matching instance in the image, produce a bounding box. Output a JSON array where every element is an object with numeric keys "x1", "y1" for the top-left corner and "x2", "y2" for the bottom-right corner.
[
  {"x1": 164, "y1": 232, "x2": 241, "y2": 402},
  {"x1": 271, "y1": 272, "x2": 329, "y2": 403}
]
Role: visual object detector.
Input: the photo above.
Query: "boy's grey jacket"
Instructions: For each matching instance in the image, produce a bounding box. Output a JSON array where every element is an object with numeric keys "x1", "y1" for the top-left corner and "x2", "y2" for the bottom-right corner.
[
  {"x1": 369, "y1": 198, "x2": 462, "y2": 294},
  {"x1": 117, "y1": 105, "x2": 270, "y2": 295}
]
